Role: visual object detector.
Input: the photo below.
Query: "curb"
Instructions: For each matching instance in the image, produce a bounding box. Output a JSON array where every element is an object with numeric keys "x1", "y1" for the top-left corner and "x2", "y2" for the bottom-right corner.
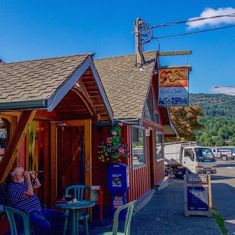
[{"x1": 156, "y1": 176, "x2": 169, "y2": 191}]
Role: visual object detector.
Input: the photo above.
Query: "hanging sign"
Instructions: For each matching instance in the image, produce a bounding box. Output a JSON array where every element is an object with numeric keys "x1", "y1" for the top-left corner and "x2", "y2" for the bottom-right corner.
[{"x1": 158, "y1": 67, "x2": 190, "y2": 106}]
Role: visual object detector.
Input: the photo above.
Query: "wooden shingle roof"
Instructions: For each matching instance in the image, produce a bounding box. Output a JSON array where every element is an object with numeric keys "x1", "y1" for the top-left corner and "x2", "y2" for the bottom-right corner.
[
  {"x1": 0, "y1": 54, "x2": 90, "y2": 102},
  {"x1": 0, "y1": 54, "x2": 91, "y2": 110},
  {"x1": 95, "y1": 51, "x2": 157, "y2": 120}
]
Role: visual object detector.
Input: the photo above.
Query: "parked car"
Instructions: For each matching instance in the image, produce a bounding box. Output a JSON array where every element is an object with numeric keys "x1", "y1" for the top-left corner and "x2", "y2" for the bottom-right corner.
[{"x1": 211, "y1": 147, "x2": 233, "y2": 161}]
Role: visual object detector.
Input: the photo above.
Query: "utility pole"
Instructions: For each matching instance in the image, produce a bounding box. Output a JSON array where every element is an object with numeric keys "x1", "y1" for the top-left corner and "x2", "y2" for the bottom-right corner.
[
  {"x1": 135, "y1": 18, "x2": 192, "y2": 67},
  {"x1": 135, "y1": 18, "x2": 145, "y2": 67}
]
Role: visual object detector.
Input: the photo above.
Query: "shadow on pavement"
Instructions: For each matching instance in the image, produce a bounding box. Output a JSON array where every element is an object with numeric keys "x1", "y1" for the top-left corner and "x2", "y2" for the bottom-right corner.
[
  {"x1": 211, "y1": 175, "x2": 235, "y2": 181},
  {"x1": 130, "y1": 179, "x2": 220, "y2": 235},
  {"x1": 217, "y1": 163, "x2": 235, "y2": 168},
  {"x1": 90, "y1": 178, "x2": 221, "y2": 235}
]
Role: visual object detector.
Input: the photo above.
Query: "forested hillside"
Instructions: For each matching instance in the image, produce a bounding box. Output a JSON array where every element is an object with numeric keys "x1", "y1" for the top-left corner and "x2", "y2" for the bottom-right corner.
[
  {"x1": 189, "y1": 94, "x2": 235, "y2": 146},
  {"x1": 190, "y1": 93, "x2": 235, "y2": 118}
]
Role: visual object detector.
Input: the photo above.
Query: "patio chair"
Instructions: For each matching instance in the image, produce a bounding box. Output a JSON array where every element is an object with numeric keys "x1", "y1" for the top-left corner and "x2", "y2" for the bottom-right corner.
[
  {"x1": 64, "y1": 185, "x2": 90, "y2": 235},
  {"x1": 4, "y1": 205, "x2": 31, "y2": 235},
  {"x1": 100, "y1": 200, "x2": 137, "y2": 235}
]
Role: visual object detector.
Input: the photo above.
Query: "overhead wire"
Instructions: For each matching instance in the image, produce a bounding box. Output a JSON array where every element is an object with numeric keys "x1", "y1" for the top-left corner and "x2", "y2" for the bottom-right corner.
[
  {"x1": 138, "y1": 12, "x2": 235, "y2": 43},
  {"x1": 151, "y1": 12, "x2": 235, "y2": 28},
  {"x1": 152, "y1": 24, "x2": 235, "y2": 40}
]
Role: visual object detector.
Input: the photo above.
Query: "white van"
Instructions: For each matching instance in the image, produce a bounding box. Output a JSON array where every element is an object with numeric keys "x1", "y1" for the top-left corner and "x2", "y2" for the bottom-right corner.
[{"x1": 165, "y1": 142, "x2": 217, "y2": 177}]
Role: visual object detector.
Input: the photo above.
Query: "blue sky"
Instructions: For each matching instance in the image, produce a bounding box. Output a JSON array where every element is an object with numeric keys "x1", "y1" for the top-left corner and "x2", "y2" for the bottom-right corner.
[{"x1": 0, "y1": 0, "x2": 235, "y2": 94}]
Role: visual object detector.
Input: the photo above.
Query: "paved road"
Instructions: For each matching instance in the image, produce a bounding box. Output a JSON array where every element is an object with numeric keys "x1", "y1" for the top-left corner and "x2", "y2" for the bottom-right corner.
[
  {"x1": 90, "y1": 178, "x2": 221, "y2": 235},
  {"x1": 212, "y1": 160, "x2": 235, "y2": 234},
  {"x1": 130, "y1": 178, "x2": 220, "y2": 235}
]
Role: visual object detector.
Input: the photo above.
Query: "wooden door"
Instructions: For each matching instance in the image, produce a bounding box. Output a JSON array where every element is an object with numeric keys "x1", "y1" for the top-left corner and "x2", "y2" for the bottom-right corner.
[
  {"x1": 57, "y1": 125, "x2": 84, "y2": 197},
  {"x1": 50, "y1": 120, "x2": 92, "y2": 204},
  {"x1": 149, "y1": 130, "x2": 155, "y2": 189}
]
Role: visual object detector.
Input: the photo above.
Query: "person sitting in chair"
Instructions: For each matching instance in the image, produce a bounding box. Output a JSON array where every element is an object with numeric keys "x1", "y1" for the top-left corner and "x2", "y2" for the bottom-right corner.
[{"x1": 7, "y1": 166, "x2": 65, "y2": 235}]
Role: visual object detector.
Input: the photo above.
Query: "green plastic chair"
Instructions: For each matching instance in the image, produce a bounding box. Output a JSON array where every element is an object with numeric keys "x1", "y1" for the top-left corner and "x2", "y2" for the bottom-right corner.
[
  {"x1": 101, "y1": 200, "x2": 137, "y2": 235},
  {"x1": 64, "y1": 185, "x2": 90, "y2": 235},
  {"x1": 4, "y1": 206, "x2": 31, "y2": 235}
]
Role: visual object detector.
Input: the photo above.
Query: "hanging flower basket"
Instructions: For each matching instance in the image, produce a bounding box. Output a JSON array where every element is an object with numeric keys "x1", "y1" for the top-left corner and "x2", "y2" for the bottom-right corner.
[{"x1": 97, "y1": 123, "x2": 129, "y2": 164}]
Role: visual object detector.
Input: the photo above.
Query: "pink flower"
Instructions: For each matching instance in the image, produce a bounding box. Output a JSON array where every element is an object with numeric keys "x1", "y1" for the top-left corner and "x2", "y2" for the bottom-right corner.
[
  {"x1": 118, "y1": 122, "x2": 123, "y2": 127},
  {"x1": 112, "y1": 131, "x2": 117, "y2": 136},
  {"x1": 118, "y1": 147, "x2": 125, "y2": 154},
  {"x1": 106, "y1": 137, "x2": 112, "y2": 144}
]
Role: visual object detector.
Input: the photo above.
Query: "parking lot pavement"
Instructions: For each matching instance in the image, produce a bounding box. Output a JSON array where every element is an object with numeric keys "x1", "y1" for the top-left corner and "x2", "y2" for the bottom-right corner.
[
  {"x1": 212, "y1": 160, "x2": 235, "y2": 234},
  {"x1": 130, "y1": 178, "x2": 221, "y2": 235},
  {"x1": 90, "y1": 178, "x2": 221, "y2": 235}
]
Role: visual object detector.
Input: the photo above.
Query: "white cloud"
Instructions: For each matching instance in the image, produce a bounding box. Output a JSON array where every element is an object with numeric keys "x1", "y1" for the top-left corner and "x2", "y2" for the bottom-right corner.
[
  {"x1": 212, "y1": 86, "x2": 235, "y2": 96},
  {"x1": 187, "y1": 7, "x2": 235, "y2": 29}
]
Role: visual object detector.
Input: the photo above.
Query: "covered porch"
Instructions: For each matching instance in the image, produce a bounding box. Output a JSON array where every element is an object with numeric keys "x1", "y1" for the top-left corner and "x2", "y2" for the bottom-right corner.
[{"x1": 0, "y1": 54, "x2": 113, "y2": 207}]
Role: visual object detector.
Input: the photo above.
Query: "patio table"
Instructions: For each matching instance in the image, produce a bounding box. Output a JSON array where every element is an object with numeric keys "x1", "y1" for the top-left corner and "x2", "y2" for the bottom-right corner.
[{"x1": 56, "y1": 200, "x2": 95, "y2": 235}]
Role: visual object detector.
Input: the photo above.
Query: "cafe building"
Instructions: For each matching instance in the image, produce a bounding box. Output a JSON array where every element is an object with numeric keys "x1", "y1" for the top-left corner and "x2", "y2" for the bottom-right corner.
[
  {"x1": 0, "y1": 52, "x2": 176, "y2": 232},
  {"x1": 93, "y1": 51, "x2": 176, "y2": 205},
  {"x1": 0, "y1": 54, "x2": 114, "y2": 209}
]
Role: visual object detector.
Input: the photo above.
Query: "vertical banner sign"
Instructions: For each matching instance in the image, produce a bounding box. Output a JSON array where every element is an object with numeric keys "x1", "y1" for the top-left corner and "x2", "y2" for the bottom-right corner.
[{"x1": 158, "y1": 67, "x2": 189, "y2": 106}]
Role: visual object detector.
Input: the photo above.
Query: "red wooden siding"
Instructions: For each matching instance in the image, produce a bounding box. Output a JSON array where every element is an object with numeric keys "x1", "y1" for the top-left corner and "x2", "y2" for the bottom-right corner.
[
  {"x1": 155, "y1": 159, "x2": 165, "y2": 183},
  {"x1": 129, "y1": 165, "x2": 151, "y2": 201},
  {"x1": 92, "y1": 121, "x2": 164, "y2": 202},
  {"x1": 127, "y1": 73, "x2": 167, "y2": 200},
  {"x1": 128, "y1": 125, "x2": 151, "y2": 201},
  {"x1": 92, "y1": 125, "x2": 112, "y2": 206}
]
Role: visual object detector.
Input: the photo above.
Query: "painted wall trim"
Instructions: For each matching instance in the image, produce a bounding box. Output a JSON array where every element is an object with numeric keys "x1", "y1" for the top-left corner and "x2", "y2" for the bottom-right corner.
[
  {"x1": 89, "y1": 59, "x2": 114, "y2": 122},
  {"x1": 47, "y1": 58, "x2": 92, "y2": 112}
]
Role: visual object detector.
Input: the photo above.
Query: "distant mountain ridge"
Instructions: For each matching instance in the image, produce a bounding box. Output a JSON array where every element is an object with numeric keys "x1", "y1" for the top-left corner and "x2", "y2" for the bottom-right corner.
[
  {"x1": 190, "y1": 93, "x2": 235, "y2": 118},
  {"x1": 189, "y1": 93, "x2": 235, "y2": 146}
]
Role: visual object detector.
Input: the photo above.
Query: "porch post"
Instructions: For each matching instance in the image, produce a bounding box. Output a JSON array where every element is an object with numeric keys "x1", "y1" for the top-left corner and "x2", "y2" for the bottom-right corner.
[
  {"x1": 0, "y1": 110, "x2": 36, "y2": 182},
  {"x1": 50, "y1": 121, "x2": 58, "y2": 205}
]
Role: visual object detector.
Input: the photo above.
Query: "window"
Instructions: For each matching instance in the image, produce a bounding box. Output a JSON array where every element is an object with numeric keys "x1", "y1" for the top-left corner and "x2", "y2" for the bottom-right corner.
[
  {"x1": 144, "y1": 89, "x2": 155, "y2": 121},
  {"x1": 156, "y1": 132, "x2": 163, "y2": 159},
  {"x1": 184, "y1": 148, "x2": 195, "y2": 161},
  {"x1": 154, "y1": 111, "x2": 160, "y2": 124},
  {"x1": 0, "y1": 118, "x2": 10, "y2": 162},
  {"x1": 132, "y1": 127, "x2": 145, "y2": 166},
  {"x1": 195, "y1": 148, "x2": 215, "y2": 162},
  {"x1": 144, "y1": 89, "x2": 160, "y2": 124}
]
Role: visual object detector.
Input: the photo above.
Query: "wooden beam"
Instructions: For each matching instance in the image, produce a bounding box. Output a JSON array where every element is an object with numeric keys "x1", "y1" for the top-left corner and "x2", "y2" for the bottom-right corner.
[
  {"x1": 157, "y1": 50, "x2": 192, "y2": 56},
  {"x1": 0, "y1": 111, "x2": 21, "y2": 118},
  {"x1": 72, "y1": 83, "x2": 98, "y2": 117},
  {"x1": 0, "y1": 110, "x2": 36, "y2": 183},
  {"x1": 50, "y1": 121, "x2": 57, "y2": 206}
]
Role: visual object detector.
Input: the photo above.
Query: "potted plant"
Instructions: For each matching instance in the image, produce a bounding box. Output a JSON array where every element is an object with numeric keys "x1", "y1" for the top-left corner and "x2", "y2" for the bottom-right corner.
[{"x1": 97, "y1": 123, "x2": 129, "y2": 164}]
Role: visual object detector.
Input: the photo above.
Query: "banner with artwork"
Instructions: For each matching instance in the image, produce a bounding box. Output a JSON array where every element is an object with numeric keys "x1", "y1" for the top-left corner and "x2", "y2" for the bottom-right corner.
[{"x1": 158, "y1": 67, "x2": 190, "y2": 106}]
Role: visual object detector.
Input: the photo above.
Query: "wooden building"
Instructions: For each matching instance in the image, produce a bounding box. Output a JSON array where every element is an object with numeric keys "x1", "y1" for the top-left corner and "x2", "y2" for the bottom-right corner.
[
  {"x1": 93, "y1": 52, "x2": 176, "y2": 204},
  {"x1": 0, "y1": 51, "x2": 176, "y2": 227},
  {"x1": 0, "y1": 54, "x2": 113, "y2": 207}
]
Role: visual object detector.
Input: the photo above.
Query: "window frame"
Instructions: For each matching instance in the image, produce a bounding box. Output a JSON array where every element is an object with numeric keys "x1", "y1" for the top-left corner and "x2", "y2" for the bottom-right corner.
[
  {"x1": 0, "y1": 118, "x2": 10, "y2": 162},
  {"x1": 131, "y1": 126, "x2": 146, "y2": 167},
  {"x1": 155, "y1": 131, "x2": 164, "y2": 160},
  {"x1": 184, "y1": 148, "x2": 195, "y2": 162}
]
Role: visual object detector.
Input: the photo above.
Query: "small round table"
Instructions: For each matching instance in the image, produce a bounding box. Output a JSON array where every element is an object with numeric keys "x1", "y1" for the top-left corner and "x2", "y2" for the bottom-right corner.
[{"x1": 56, "y1": 200, "x2": 95, "y2": 235}]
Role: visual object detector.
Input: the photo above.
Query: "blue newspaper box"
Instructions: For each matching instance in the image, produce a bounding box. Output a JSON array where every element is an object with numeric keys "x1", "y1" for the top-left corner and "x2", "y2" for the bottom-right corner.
[
  {"x1": 108, "y1": 163, "x2": 129, "y2": 217},
  {"x1": 108, "y1": 163, "x2": 129, "y2": 191}
]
